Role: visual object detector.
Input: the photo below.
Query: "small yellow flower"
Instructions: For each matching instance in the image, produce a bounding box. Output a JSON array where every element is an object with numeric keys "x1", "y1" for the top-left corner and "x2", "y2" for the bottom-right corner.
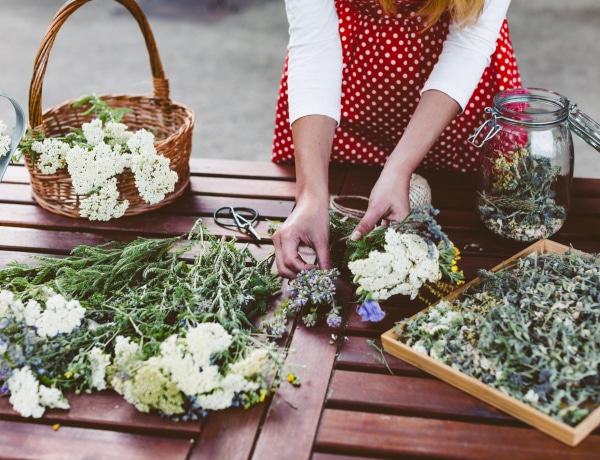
[
  {"x1": 451, "y1": 265, "x2": 458, "y2": 273},
  {"x1": 53, "y1": 424, "x2": 60, "y2": 431},
  {"x1": 287, "y1": 373, "x2": 301, "y2": 387},
  {"x1": 64, "y1": 372, "x2": 73, "y2": 379},
  {"x1": 259, "y1": 391, "x2": 267, "y2": 403}
]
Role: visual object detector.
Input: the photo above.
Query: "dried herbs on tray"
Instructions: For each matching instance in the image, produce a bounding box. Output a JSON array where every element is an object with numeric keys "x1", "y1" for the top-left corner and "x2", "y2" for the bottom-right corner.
[{"x1": 395, "y1": 249, "x2": 600, "y2": 426}]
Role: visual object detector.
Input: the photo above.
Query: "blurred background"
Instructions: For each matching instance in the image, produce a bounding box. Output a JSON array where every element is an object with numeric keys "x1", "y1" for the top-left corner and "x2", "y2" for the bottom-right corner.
[{"x1": 0, "y1": 0, "x2": 598, "y2": 177}]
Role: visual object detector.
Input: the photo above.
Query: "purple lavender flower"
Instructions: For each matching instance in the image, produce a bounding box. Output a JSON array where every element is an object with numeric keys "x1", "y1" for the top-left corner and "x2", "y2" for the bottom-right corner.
[
  {"x1": 326, "y1": 313, "x2": 342, "y2": 328},
  {"x1": 356, "y1": 300, "x2": 386, "y2": 322}
]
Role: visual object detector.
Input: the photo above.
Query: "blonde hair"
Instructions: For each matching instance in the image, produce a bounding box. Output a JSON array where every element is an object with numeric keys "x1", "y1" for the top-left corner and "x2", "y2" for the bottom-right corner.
[{"x1": 379, "y1": 0, "x2": 486, "y2": 29}]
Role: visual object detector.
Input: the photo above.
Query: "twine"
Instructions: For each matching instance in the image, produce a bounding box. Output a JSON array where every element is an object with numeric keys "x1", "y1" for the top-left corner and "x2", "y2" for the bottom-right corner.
[{"x1": 330, "y1": 173, "x2": 432, "y2": 219}]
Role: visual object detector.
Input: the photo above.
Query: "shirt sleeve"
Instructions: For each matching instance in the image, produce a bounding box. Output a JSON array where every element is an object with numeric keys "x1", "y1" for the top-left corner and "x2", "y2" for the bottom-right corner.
[
  {"x1": 421, "y1": 0, "x2": 512, "y2": 111},
  {"x1": 285, "y1": 0, "x2": 343, "y2": 125}
]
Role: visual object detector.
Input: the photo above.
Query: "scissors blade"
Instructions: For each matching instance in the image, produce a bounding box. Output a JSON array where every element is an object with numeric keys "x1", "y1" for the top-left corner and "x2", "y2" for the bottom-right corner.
[{"x1": 245, "y1": 224, "x2": 262, "y2": 241}]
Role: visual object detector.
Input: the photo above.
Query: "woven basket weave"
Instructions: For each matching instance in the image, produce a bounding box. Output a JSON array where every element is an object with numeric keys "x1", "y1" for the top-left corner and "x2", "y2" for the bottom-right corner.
[{"x1": 23, "y1": 0, "x2": 195, "y2": 219}]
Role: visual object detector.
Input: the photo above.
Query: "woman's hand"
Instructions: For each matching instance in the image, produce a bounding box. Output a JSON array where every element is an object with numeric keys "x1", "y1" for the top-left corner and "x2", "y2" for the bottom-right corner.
[
  {"x1": 350, "y1": 167, "x2": 412, "y2": 240},
  {"x1": 273, "y1": 195, "x2": 332, "y2": 279}
]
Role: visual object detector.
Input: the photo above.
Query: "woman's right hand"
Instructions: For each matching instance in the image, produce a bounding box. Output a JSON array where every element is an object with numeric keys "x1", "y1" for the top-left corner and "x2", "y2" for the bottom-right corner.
[{"x1": 272, "y1": 194, "x2": 332, "y2": 279}]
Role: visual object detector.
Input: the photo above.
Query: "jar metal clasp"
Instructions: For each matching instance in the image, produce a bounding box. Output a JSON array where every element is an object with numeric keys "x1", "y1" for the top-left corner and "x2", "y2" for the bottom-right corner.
[{"x1": 468, "y1": 107, "x2": 503, "y2": 148}]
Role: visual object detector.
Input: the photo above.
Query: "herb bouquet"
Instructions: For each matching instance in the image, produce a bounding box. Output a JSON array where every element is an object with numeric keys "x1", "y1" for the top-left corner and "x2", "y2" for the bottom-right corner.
[
  {"x1": 332, "y1": 205, "x2": 465, "y2": 320},
  {"x1": 0, "y1": 221, "x2": 290, "y2": 420},
  {"x1": 264, "y1": 205, "x2": 465, "y2": 335}
]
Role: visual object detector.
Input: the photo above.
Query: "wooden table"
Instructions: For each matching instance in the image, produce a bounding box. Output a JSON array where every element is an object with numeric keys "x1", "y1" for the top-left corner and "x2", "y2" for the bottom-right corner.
[{"x1": 0, "y1": 158, "x2": 598, "y2": 460}]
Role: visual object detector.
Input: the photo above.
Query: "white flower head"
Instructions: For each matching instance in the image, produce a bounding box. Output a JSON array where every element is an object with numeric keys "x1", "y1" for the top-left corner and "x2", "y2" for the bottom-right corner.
[
  {"x1": 7, "y1": 367, "x2": 70, "y2": 418},
  {"x1": 0, "y1": 290, "x2": 25, "y2": 322},
  {"x1": 130, "y1": 152, "x2": 177, "y2": 205},
  {"x1": 33, "y1": 138, "x2": 70, "y2": 174},
  {"x1": 78, "y1": 178, "x2": 129, "y2": 221},
  {"x1": 349, "y1": 229, "x2": 441, "y2": 301},
  {"x1": 32, "y1": 294, "x2": 86, "y2": 338},
  {"x1": 82, "y1": 118, "x2": 105, "y2": 146},
  {"x1": 104, "y1": 121, "x2": 133, "y2": 146},
  {"x1": 66, "y1": 142, "x2": 127, "y2": 195}
]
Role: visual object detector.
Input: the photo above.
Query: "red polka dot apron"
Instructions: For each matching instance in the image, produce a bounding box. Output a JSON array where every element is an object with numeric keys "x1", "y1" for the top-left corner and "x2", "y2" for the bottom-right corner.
[{"x1": 271, "y1": 0, "x2": 521, "y2": 172}]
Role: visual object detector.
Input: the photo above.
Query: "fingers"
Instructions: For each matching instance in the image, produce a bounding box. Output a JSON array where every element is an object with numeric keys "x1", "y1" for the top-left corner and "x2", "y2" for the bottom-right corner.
[
  {"x1": 272, "y1": 229, "x2": 310, "y2": 279},
  {"x1": 350, "y1": 191, "x2": 411, "y2": 241},
  {"x1": 313, "y1": 236, "x2": 333, "y2": 271},
  {"x1": 350, "y1": 206, "x2": 381, "y2": 241},
  {"x1": 273, "y1": 226, "x2": 332, "y2": 279}
]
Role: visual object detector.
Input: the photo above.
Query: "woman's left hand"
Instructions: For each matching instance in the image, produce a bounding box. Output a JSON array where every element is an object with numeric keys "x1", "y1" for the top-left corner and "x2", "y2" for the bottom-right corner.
[{"x1": 350, "y1": 167, "x2": 412, "y2": 241}]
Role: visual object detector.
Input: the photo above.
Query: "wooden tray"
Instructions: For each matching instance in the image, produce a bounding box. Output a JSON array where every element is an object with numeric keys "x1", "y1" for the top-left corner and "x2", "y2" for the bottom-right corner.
[{"x1": 381, "y1": 239, "x2": 600, "y2": 447}]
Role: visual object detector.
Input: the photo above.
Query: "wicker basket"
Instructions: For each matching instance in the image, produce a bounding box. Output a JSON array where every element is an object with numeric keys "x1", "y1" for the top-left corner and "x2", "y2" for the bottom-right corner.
[{"x1": 24, "y1": 0, "x2": 195, "y2": 219}]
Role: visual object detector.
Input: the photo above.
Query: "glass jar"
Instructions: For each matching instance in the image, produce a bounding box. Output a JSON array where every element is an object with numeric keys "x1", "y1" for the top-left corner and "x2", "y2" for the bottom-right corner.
[{"x1": 469, "y1": 87, "x2": 600, "y2": 242}]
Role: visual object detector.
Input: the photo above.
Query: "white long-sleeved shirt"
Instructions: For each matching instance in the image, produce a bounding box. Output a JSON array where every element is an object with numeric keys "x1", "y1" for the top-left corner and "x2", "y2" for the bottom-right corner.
[{"x1": 285, "y1": 0, "x2": 512, "y2": 125}]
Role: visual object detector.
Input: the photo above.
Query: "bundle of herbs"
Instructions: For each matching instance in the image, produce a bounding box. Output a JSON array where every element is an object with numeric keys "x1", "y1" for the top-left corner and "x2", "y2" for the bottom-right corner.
[
  {"x1": 0, "y1": 221, "x2": 289, "y2": 420},
  {"x1": 263, "y1": 205, "x2": 464, "y2": 335},
  {"x1": 396, "y1": 249, "x2": 600, "y2": 426},
  {"x1": 477, "y1": 146, "x2": 567, "y2": 242}
]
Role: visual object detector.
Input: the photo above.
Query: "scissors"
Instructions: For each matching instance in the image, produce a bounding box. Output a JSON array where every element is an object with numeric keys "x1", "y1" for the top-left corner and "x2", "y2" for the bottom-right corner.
[{"x1": 213, "y1": 206, "x2": 262, "y2": 241}]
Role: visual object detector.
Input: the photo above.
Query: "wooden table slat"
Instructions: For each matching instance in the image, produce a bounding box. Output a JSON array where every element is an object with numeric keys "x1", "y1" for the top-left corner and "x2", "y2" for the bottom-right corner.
[
  {"x1": 191, "y1": 405, "x2": 266, "y2": 460},
  {"x1": 316, "y1": 409, "x2": 600, "y2": 460},
  {"x1": 336, "y1": 336, "x2": 424, "y2": 376},
  {"x1": 0, "y1": 420, "x2": 194, "y2": 460},
  {"x1": 327, "y1": 370, "x2": 512, "y2": 422}
]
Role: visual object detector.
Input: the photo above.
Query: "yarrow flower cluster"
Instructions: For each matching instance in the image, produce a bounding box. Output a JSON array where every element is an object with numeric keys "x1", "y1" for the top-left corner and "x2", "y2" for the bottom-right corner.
[
  {"x1": 0, "y1": 120, "x2": 11, "y2": 157},
  {"x1": 111, "y1": 324, "x2": 280, "y2": 415},
  {"x1": 330, "y1": 205, "x2": 464, "y2": 323},
  {"x1": 349, "y1": 231, "x2": 441, "y2": 301},
  {"x1": 0, "y1": 288, "x2": 84, "y2": 417},
  {"x1": 20, "y1": 95, "x2": 178, "y2": 221}
]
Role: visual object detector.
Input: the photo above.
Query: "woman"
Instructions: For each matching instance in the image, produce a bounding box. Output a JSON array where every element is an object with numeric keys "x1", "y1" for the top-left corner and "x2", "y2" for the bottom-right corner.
[{"x1": 271, "y1": 0, "x2": 521, "y2": 278}]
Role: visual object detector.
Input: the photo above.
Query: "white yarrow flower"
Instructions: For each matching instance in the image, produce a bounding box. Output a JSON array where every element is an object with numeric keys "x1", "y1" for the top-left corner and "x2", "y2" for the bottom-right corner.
[
  {"x1": 33, "y1": 138, "x2": 70, "y2": 174},
  {"x1": 7, "y1": 367, "x2": 70, "y2": 418},
  {"x1": 82, "y1": 118, "x2": 105, "y2": 146},
  {"x1": 79, "y1": 178, "x2": 129, "y2": 221},
  {"x1": 31, "y1": 294, "x2": 85, "y2": 338},
  {"x1": 0, "y1": 290, "x2": 25, "y2": 322},
  {"x1": 348, "y1": 229, "x2": 441, "y2": 300}
]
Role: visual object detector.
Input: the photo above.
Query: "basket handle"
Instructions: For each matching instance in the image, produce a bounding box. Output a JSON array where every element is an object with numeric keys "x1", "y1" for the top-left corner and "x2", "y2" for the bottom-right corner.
[{"x1": 28, "y1": 0, "x2": 169, "y2": 128}]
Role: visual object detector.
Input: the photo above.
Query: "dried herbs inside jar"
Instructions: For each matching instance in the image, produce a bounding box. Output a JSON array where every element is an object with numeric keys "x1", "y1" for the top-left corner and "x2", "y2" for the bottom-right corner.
[
  {"x1": 396, "y1": 249, "x2": 600, "y2": 426},
  {"x1": 476, "y1": 146, "x2": 568, "y2": 242}
]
